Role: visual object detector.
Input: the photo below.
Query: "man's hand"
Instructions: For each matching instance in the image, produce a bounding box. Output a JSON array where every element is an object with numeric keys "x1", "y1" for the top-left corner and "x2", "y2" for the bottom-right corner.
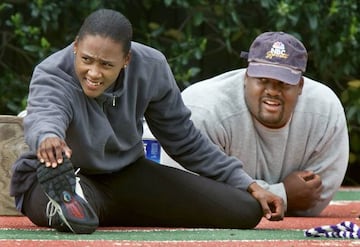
[
  {"x1": 283, "y1": 170, "x2": 323, "y2": 213},
  {"x1": 37, "y1": 137, "x2": 72, "y2": 168},
  {"x1": 247, "y1": 182, "x2": 284, "y2": 221}
]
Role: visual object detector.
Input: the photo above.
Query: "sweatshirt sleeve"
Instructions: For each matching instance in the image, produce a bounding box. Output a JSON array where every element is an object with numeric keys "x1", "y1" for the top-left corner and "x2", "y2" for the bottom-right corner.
[
  {"x1": 24, "y1": 56, "x2": 74, "y2": 151},
  {"x1": 144, "y1": 60, "x2": 254, "y2": 190},
  {"x1": 291, "y1": 107, "x2": 349, "y2": 216}
]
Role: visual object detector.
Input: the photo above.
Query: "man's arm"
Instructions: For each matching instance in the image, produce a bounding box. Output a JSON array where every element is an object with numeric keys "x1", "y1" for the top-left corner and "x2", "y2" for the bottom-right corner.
[{"x1": 255, "y1": 170, "x2": 323, "y2": 214}]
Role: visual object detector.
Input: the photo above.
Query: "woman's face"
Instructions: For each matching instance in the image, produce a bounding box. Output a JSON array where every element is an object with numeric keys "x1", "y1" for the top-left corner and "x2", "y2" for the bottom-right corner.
[
  {"x1": 244, "y1": 72, "x2": 304, "y2": 128},
  {"x1": 73, "y1": 35, "x2": 130, "y2": 98}
]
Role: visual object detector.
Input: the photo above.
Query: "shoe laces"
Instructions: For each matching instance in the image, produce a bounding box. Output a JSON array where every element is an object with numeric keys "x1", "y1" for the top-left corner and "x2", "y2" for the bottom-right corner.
[
  {"x1": 46, "y1": 197, "x2": 75, "y2": 232},
  {"x1": 46, "y1": 199, "x2": 61, "y2": 226}
]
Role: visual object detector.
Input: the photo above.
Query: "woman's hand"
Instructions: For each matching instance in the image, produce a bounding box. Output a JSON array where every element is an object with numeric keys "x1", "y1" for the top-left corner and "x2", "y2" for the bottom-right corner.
[
  {"x1": 37, "y1": 137, "x2": 72, "y2": 167},
  {"x1": 247, "y1": 182, "x2": 285, "y2": 221}
]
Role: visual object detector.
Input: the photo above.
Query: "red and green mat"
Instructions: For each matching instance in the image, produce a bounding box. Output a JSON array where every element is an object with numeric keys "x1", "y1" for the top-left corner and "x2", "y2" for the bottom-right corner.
[{"x1": 1, "y1": 187, "x2": 359, "y2": 246}]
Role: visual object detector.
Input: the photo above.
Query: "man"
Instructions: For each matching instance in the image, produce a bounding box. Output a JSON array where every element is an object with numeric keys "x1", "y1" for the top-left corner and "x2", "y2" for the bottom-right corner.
[{"x1": 164, "y1": 31, "x2": 349, "y2": 216}]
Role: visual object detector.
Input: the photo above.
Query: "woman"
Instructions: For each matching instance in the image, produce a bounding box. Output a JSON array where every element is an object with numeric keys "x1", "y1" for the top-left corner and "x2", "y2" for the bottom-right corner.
[{"x1": 10, "y1": 9, "x2": 283, "y2": 234}]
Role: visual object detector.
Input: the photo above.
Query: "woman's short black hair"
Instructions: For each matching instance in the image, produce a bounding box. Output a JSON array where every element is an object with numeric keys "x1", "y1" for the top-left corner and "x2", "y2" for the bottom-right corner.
[{"x1": 77, "y1": 9, "x2": 133, "y2": 54}]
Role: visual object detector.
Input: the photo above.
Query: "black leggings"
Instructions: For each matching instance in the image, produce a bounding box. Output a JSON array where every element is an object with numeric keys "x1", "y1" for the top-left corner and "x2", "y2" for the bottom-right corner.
[{"x1": 22, "y1": 157, "x2": 263, "y2": 229}]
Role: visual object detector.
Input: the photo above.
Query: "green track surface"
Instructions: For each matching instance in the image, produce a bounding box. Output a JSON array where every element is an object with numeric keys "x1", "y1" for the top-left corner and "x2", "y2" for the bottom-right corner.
[
  {"x1": 0, "y1": 228, "x2": 309, "y2": 241},
  {"x1": 333, "y1": 190, "x2": 359, "y2": 201}
]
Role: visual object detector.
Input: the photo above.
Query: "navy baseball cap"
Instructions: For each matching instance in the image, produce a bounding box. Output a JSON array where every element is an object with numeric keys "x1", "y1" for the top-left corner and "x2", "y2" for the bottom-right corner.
[{"x1": 245, "y1": 32, "x2": 308, "y2": 85}]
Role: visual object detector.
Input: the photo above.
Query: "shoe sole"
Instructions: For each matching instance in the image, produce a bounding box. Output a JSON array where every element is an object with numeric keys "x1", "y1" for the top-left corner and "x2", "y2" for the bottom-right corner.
[{"x1": 37, "y1": 158, "x2": 98, "y2": 234}]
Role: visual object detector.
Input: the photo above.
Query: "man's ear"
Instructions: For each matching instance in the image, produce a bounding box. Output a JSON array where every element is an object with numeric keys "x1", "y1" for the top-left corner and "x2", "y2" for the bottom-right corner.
[
  {"x1": 244, "y1": 70, "x2": 249, "y2": 88},
  {"x1": 298, "y1": 77, "x2": 304, "y2": 95}
]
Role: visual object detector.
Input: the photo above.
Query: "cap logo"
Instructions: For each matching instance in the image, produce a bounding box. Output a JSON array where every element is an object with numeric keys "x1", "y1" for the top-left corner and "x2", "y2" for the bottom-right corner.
[{"x1": 265, "y1": 41, "x2": 288, "y2": 60}]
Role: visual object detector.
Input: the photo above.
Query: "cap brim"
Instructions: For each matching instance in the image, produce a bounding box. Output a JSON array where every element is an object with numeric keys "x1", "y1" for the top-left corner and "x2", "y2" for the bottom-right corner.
[{"x1": 247, "y1": 62, "x2": 302, "y2": 85}]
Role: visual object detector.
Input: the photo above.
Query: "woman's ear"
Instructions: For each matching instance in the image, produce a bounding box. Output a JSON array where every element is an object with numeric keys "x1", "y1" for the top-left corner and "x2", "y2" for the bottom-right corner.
[
  {"x1": 124, "y1": 51, "x2": 132, "y2": 67},
  {"x1": 73, "y1": 36, "x2": 80, "y2": 54}
]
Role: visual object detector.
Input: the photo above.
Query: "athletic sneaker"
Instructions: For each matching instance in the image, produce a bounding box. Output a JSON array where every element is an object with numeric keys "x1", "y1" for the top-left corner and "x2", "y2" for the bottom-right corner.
[{"x1": 36, "y1": 156, "x2": 99, "y2": 234}]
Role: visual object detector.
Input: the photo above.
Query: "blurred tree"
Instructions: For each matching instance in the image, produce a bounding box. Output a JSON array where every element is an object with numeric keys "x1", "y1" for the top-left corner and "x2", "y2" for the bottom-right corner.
[{"x1": 0, "y1": 0, "x2": 359, "y2": 182}]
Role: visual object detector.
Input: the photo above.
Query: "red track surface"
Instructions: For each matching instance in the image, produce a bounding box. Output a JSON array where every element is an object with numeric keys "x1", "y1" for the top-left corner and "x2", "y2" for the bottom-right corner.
[{"x1": 257, "y1": 201, "x2": 360, "y2": 230}]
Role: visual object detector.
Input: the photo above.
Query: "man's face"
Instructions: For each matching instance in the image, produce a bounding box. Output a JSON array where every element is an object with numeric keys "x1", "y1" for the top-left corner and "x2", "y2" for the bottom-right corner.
[
  {"x1": 73, "y1": 35, "x2": 130, "y2": 98},
  {"x1": 244, "y1": 72, "x2": 304, "y2": 128}
]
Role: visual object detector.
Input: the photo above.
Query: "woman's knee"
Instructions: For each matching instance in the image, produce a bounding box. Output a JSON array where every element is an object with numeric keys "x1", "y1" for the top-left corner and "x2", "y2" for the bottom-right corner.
[{"x1": 225, "y1": 193, "x2": 263, "y2": 229}]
